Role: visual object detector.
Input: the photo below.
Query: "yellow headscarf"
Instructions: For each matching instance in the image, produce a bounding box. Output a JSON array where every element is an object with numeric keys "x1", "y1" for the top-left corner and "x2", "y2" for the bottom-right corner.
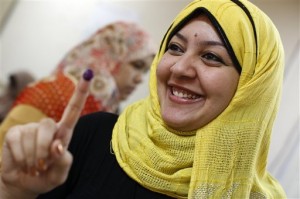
[{"x1": 112, "y1": 0, "x2": 286, "y2": 198}]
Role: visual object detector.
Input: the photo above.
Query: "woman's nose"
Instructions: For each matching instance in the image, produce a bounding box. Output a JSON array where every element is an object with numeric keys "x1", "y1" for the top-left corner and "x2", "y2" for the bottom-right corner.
[
  {"x1": 134, "y1": 72, "x2": 143, "y2": 84},
  {"x1": 170, "y1": 55, "x2": 197, "y2": 78}
]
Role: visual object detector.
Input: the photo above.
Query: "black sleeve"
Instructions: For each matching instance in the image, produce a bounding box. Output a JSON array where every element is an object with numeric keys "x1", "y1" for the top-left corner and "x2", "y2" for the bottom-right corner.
[
  {"x1": 37, "y1": 111, "x2": 119, "y2": 198},
  {"x1": 38, "y1": 111, "x2": 173, "y2": 199}
]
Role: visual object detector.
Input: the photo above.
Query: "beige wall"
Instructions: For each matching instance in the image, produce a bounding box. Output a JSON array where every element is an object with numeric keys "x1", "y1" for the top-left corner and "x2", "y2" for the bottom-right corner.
[{"x1": 0, "y1": 0, "x2": 299, "y2": 198}]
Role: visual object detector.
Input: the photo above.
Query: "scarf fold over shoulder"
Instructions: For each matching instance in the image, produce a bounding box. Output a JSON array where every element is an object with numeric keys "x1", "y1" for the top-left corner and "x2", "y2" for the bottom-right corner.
[{"x1": 112, "y1": 0, "x2": 286, "y2": 198}]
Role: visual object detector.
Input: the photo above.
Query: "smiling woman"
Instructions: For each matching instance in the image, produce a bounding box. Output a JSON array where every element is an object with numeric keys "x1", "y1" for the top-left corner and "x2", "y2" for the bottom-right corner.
[{"x1": 0, "y1": 0, "x2": 289, "y2": 198}]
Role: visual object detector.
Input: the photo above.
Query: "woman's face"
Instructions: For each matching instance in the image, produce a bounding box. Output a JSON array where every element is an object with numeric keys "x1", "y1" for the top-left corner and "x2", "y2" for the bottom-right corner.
[
  {"x1": 114, "y1": 55, "x2": 153, "y2": 101},
  {"x1": 157, "y1": 15, "x2": 240, "y2": 131}
]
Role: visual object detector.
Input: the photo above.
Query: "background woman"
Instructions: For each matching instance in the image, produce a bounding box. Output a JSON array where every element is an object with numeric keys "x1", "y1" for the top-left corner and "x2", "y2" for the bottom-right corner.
[{"x1": 0, "y1": 21, "x2": 155, "y2": 146}]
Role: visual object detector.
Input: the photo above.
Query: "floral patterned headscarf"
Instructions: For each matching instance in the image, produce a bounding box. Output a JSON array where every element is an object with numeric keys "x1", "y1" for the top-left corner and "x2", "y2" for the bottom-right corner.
[{"x1": 56, "y1": 21, "x2": 155, "y2": 112}]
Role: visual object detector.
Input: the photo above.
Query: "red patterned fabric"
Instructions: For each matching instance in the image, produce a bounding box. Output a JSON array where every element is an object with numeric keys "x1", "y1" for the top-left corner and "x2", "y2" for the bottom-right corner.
[{"x1": 13, "y1": 74, "x2": 102, "y2": 122}]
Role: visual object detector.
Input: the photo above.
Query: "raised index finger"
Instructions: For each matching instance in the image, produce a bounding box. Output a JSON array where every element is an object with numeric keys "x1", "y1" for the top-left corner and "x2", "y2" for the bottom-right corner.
[{"x1": 56, "y1": 69, "x2": 93, "y2": 145}]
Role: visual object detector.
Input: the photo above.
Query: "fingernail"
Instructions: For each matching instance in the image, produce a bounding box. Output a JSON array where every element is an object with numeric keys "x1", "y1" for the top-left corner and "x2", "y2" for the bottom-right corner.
[
  {"x1": 56, "y1": 143, "x2": 64, "y2": 155},
  {"x1": 83, "y1": 68, "x2": 94, "y2": 81},
  {"x1": 29, "y1": 167, "x2": 40, "y2": 176},
  {"x1": 37, "y1": 159, "x2": 48, "y2": 171}
]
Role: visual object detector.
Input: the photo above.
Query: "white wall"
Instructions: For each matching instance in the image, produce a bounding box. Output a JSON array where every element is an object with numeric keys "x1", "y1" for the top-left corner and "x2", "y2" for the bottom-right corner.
[{"x1": 0, "y1": 0, "x2": 299, "y2": 198}]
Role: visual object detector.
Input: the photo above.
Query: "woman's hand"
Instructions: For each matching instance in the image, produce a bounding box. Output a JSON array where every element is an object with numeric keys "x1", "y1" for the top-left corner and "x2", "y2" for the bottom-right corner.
[{"x1": 0, "y1": 69, "x2": 93, "y2": 198}]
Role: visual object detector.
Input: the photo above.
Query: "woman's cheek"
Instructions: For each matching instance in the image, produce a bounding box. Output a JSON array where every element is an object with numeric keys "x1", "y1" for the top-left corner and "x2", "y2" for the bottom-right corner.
[{"x1": 156, "y1": 56, "x2": 172, "y2": 80}]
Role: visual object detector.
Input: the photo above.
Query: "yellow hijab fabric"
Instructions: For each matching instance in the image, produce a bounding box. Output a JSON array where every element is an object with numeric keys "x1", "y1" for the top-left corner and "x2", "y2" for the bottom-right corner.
[{"x1": 112, "y1": 0, "x2": 286, "y2": 198}]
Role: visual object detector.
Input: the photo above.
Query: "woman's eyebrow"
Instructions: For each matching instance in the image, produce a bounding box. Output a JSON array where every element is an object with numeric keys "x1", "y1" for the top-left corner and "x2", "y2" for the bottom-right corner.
[
  {"x1": 174, "y1": 32, "x2": 188, "y2": 43},
  {"x1": 198, "y1": 40, "x2": 225, "y2": 48},
  {"x1": 175, "y1": 32, "x2": 225, "y2": 48}
]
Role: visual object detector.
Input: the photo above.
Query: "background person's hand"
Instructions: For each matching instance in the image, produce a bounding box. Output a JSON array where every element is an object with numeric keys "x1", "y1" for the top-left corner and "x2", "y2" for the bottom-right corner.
[{"x1": 0, "y1": 69, "x2": 93, "y2": 198}]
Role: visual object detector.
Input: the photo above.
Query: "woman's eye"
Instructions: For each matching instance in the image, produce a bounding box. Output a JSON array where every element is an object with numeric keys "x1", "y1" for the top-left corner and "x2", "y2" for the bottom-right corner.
[
  {"x1": 131, "y1": 60, "x2": 149, "y2": 73},
  {"x1": 202, "y1": 52, "x2": 224, "y2": 64},
  {"x1": 132, "y1": 61, "x2": 144, "y2": 69},
  {"x1": 167, "y1": 43, "x2": 183, "y2": 54}
]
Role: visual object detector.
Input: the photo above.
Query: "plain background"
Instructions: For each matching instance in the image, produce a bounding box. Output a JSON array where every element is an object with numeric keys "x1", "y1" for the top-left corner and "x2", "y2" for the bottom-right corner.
[{"x1": 0, "y1": 0, "x2": 299, "y2": 198}]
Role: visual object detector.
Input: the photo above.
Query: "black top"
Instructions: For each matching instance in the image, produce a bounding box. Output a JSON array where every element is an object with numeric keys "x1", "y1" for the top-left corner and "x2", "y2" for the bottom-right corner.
[{"x1": 37, "y1": 112, "x2": 173, "y2": 199}]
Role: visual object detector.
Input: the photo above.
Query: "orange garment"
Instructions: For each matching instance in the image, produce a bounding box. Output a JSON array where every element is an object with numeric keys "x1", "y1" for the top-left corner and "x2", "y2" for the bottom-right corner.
[{"x1": 13, "y1": 74, "x2": 102, "y2": 122}]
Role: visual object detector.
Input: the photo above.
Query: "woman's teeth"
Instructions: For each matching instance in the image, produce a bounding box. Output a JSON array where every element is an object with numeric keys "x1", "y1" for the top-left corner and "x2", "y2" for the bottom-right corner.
[{"x1": 172, "y1": 89, "x2": 199, "y2": 99}]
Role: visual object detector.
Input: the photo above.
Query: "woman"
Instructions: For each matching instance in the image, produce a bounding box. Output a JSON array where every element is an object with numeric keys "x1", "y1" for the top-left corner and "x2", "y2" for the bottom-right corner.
[
  {"x1": 0, "y1": 0, "x2": 286, "y2": 198},
  {"x1": 0, "y1": 21, "x2": 155, "y2": 145}
]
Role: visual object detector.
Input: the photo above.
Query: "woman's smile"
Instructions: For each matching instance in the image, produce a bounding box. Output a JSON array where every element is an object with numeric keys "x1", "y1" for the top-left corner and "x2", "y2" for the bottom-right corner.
[{"x1": 169, "y1": 85, "x2": 203, "y2": 103}]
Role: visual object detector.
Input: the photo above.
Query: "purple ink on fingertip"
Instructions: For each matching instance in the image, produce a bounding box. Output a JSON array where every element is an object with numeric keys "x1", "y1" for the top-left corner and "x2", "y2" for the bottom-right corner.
[{"x1": 83, "y1": 69, "x2": 94, "y2": 81}]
